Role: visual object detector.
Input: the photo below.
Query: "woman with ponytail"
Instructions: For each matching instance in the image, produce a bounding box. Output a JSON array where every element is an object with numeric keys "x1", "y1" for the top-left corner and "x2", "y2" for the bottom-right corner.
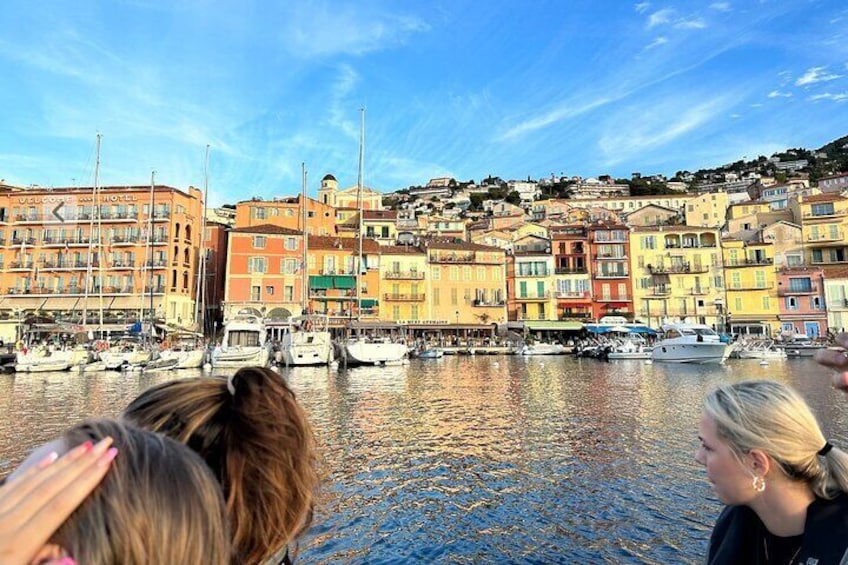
[
  {"x1": 697, "y1": 379, "x2": 848, "y2": 564},
  {"x1": 123, "y1": 367, "x2": 320, "y2": 565}
]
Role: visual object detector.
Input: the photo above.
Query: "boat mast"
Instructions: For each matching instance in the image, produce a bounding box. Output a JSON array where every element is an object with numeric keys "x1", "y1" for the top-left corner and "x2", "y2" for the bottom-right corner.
[
  {"x1": 301, "y1": 162, "x2": 309, "y2": 316},
  {"x1": 95, "y1": 134, "x2": 104, "y2": 335},
  {"x1": 194, "y1": 145, "x2": 210, "y2": 332},
  {"x1": 148, "y1": 171, "x2": 156, "y2": 334},
  {"x1": 82, "y1": 133, "x2": 101, "y2": 334},
  {"x1": 356, "y1": 108, "x2": 365, "y2": 324}
]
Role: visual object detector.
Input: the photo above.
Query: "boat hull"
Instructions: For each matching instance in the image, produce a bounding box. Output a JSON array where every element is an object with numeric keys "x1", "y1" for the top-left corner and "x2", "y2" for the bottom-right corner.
[
  {"x1": 608, "y1": 351, "x2": 652, "y2": 360},
  {"x1": 521, "y1": 344, "x2": 565, "y2": 355},
  {"x1": 344, "y1": 341, "x2": 407, "y2": 366},
  {"x1": 212, "y1": 347, "x2": 270, "y2": 368},
  {"x1": 281, "y1": 332, "x2": 334, "y2": 366},
  {"x1": 651, "y1": 343, "x2": 729, "y2": 364}
]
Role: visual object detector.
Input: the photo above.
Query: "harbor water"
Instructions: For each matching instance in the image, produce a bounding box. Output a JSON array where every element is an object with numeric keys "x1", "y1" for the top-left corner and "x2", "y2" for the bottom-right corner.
[{"x1": 2, "y1": 357, "x2": 847, "y2": 563}]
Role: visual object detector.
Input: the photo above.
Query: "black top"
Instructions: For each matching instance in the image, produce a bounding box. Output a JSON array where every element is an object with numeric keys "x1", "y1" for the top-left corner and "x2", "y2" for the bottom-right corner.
[{"x1": 707, "y1": 493, "x2": 848, "y2": 564}]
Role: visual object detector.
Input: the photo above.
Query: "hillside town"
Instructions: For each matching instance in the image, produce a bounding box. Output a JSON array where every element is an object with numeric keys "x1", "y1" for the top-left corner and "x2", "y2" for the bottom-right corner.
[{"x1": 1, "y1": 136, "x2": 848, "y2": 345}]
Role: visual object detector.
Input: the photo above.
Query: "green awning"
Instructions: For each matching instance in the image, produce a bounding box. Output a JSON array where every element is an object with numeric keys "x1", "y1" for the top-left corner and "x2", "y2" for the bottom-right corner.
[
  {"x1": 333, "y1": 275, "x2": 356, "y2": 289},
  {"x1": 359, "y1": 299, "x2": 379, "y2": 308},
  {"x1": 524, "y1": 321, "x2": 584, "y2": 331},
  {"x1": 309, "y1": 275, "x2": 333, "y2": 290}
]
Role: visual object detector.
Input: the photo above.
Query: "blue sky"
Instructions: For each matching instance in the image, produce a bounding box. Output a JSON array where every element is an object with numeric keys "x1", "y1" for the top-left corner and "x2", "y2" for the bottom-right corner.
[{"x1": 0, "y1": 0, "x2": 847, "y2": 206}]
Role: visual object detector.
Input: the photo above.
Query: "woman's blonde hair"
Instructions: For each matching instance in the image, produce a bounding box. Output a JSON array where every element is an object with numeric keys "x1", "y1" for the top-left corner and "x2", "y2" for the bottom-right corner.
[
  {"x1": 53, "y1": 419, "x2": 230, "y2": 564},
  {"x1": 704, "y1": 379, "x2": 848, "y2": 499},
  {"x1": 123, "y1": 367, "x2": 320, "y2": 564}
]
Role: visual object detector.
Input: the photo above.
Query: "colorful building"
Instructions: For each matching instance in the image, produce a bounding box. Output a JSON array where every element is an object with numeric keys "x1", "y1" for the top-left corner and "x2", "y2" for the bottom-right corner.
[
  {"x1": 222, "y1": 225, "x2": 305, "y2": 321},
  {"x1": 317, "y1": 174, "x2": 383, "y2": 210},
  {"x1": 551, "y1": 225, "x2": 592, "y2": 321},
  {"x1": 587, "y1": 222, "x2": 633, "y2": 320},
  {"x1": 824, "y1": 268, "x2": 848, "y2": 333},
  {"x1": 234, "y1": 195, "x2": 339, "y2": 236},
  {"x1": 630, "y1": 226, "x2": 722, "y2": 328},
  {"x1": 0, "y1": 184, "x2": 203, "y2": 339},
  {"x1": 776, "y1": 266, "x2": 827, "y2": 338},
  {"x1": 684, "y1": 191, "x2": 729, "y2": 228},
  {"x1": 426, "y1": 239, "x2": 506, "y2": 324},
  {"x1": 379, "y1": 245, "x2": 429, "y2": 322},
  {"x1": 721, "y1": 238, "x2": 780, "y2": 336},
  {"x1": 509, "y1": 234, "x2": 555, "y2": 321},
  {"x1": 791, "y1": 193, "x2": 848, "y2": 269}
]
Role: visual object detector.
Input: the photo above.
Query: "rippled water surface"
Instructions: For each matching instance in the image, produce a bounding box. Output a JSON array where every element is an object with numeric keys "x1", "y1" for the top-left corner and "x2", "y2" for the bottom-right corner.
[{"x1": 2, "y1": 358, "x2": 847, "y2": 564}]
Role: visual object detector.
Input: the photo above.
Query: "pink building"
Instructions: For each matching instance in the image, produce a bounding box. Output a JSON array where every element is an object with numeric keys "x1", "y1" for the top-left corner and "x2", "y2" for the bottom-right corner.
[{"x1": 776, "y1": 266, "x2": 828, "y2": 338}]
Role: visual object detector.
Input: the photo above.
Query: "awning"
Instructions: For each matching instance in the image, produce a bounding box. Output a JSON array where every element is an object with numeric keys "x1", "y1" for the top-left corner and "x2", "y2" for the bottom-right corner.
[
  {"x1": 309, "y1": 275, "x2": 333, "y2": 290},
  {"x1": 333, "y1": 275, "x2": 356, "y2": 289},
  {"x1": 524, "y1": 321, "x2": 584, "y2": 331},
  {"x1": 628, "y1": 325, "x2": 657, "y2": 335},
  {"x1": 359, "y1": 298, "x2": 379, "y2": 308},
  {"x1": 585, "y1": 325, "x2": 611, "y2": 333}
]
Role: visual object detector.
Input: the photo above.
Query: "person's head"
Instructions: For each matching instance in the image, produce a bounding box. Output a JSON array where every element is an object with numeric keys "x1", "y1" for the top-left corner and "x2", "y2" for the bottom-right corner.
[
  {"x1": 35, "y1": 419, "x2": 230, "y2": 565},
  {"x1": 696, "y1": 379, "x2": 848, "y2": 505},
  {"x1": 123, "y1": 367, "x2": 319, "y2": 564}
]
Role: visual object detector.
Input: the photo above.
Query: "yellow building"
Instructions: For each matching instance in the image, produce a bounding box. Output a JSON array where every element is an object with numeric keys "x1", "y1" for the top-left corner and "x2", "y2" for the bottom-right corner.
[
  {"x1": 684, "y1": 192, "x2": 729, "y2": 228},
  {"x1": 721, "y1": 238, "x2": 780, "y2": 336},
  {"x1": 317, "y1": 174, "x2": 383, "y2": 210},
  {"x1": 337, "y1": 210, "x2": 398, "y2": 245},
  {"x1": 630, "y1": 226, "x2": 722, "y2": 328},
  {"x1": 379, "y1": 245, "x2": 429, "y2": 322},
  {"x1": 426, "y1": 238, "x2": 506, "y2": 324},
  {"x1": 726, "y1": 201, "x2": 792, "y2": 234},
  {"x1": 509, "y1": 234, "x2": 555, "y2": 321},
  {"x1": 790, "y1": 193, "x2": 848, "y2": 268}
]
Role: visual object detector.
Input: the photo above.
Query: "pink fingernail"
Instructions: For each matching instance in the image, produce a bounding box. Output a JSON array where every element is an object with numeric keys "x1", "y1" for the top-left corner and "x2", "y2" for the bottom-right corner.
[
  {"x1": 55, "y1": 557, "x2": 78, "y2": 565},
  {"x1": 98, "y1": 447, "x2": 118, "y2": 467},
  {"x1": 37, "y1": 451, "x2": 59, "y2": 469}
]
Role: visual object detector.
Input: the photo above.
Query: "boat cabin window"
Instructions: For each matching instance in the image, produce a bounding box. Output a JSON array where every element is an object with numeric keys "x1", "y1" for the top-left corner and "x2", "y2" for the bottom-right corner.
[
  {"x1": 692, "y1": 328, "x2": 718, "y2": 337},
  {"x1": 663, "y1": 329, "x2": 684, "y2": 339},
  {"x1": 227, "y1": 330, "x2": 261, "y2": 347}
]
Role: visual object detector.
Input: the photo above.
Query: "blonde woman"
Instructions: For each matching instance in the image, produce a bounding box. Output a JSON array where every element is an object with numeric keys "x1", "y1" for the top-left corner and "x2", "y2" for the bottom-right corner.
[
  {"x1": 697, "y1": 380, "x2": 848, "y2": 564},
  {"x1": 123, "y1": 366, "x2": 320, "y2": 565},
  {"x1": 6, "y1": 419, "x2": 230, "y2": 565}
]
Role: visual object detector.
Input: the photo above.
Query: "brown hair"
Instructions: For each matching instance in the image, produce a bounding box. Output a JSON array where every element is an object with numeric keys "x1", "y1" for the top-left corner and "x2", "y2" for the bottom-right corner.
[
  {"x1": 54, "y1": 419, "x2": 230, "y2": 564},
  {"x1": 123, "y1": 367, "x2": 320, "y2": 564}
]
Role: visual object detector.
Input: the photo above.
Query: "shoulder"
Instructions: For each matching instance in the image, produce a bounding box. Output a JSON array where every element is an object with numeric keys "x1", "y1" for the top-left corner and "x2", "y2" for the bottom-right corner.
[
  {"x1": 708, "y1": 505, "x2": 761, "y2": 565},
  {"x1": 800, "y1": 494, "x2": 848, "y2": 562}
]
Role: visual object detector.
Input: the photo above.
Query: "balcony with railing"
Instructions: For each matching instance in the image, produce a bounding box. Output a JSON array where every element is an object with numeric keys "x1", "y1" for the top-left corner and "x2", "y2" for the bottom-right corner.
[
  {"x1": 594, "y1": 253, "x2": 628, "y2": 261},
  {"x1": 383, "y1": 293, "x2": 425, "y2": 302},
  {"x1": 515, "y1": 269, "x2": 549, "y2": 278},
  {"x1": 429, "y1": 252, "x2": 476, "y2": 264},
  {"x1": 803, "y1": 208, "x2": 847, "y2": 220},
  {"x1": 648, "y1": 287, "x2": 671, "y2": 296},
  {"x1": 10, "y1": 236, "x2": 36, "y2": 246},
  {"x1": 518, "y1": 314, "x2": 550, "y2": 321},
  {"x1": 806, "y1": 231, "x2": 845, "y2": 243},
  {"x1": 514, "y1": 291, "x2": 552, "y2": 301},
  {"x1": 555, "y1": 266, "x2": 587, "y2": 274},
  {"x1": 384, "y1": 270, "x2": 425, "y2": 280},
  {"x1": 473, "y1": 298, "x2": 506, "y2": 307},
  {"x1": 594, "y1": 269, "x2": 629, "y2": 279},
  {"x1": 727, "y1": 283, "x2": 774, "y2": 291},
  {"x1": 777, "y1": 284, "x2": 819, "y2": 296},
  {"x1": 42, "y1": 236, "x2": 91, "y2": 247},
  {"x1": 555, "y1": 290, "x2": 591, "y2": 300},
  {"x1": 8, "y1": 261, "x2": 34, "y2": 270},
  {"x1": 724, "y1": 257, "x2": 774, "y2": 268},
  {"x1": 559, "y1": 311, "x2": 592, "y2": 320},
  {"x1": 596, "y1": 295, "x2": 631, "y2": 302},
  {"x1": 690, "y1": 286, "x2": 711, "y2": 295},
  {"x1": 648, "y1": 263, "x2": 710, "y2": 274}
]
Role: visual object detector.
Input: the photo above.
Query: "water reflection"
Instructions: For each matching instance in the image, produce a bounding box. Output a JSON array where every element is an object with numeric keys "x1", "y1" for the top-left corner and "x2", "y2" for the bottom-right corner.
[{"x1": 1, "y1": 358, "x2": 847, "y2": 563}]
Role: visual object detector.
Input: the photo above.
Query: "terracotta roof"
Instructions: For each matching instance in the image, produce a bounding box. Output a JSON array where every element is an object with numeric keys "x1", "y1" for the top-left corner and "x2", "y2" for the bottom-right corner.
[
  {"x1": 307, "y1": 235, "x2": 380, "y2": 253},
  {"x1": 802, "y1": 193, "x2": 847, "y2": 203},
  {"x1": 363, "y1": 210, "x2": 397, "y2": 220},
  {"x1": 425, "y1": 237, "x2": 503, "y2": 252},
  {"x1": 380, "y1": 245, "x2": 425, "y2": 255},
  {"x1": 231, "y1": 224, "x2": 302, "y2": 235},
  {"x1": 630, "y1": 225, "x2": 717, "y2": 233}
]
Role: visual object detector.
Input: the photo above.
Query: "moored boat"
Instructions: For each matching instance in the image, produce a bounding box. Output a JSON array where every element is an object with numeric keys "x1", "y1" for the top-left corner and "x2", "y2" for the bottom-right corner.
[
  {"x1": 651, "y1": 323, "x2": 730, "y2": 364},
  {"x1": 521, "y1": 342, "x2": 566, "y2": 356},
  {"x1": 212, "y1": 314, "x2": 271, "y2": 368},
  {"x1": 280, "y1": 315, "x2": 334, "y2": 366},
  {"x1": 777, "y1": 335, "x2": 827, "y2": 358},
  {"x1": 734, "y1": 339, "x2": 787, "y2": 360},
  {"x1": 344, "y1": 337, "x2": 408, "y2": 366}
]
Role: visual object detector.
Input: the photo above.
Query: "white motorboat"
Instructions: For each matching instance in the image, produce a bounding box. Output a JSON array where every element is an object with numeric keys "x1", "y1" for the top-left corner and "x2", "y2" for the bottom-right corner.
[
  {"x1": 213, "y1": 315, "x2": 271, "y2": 368},
  {"x1": 778, "y1": 335, "x2": 827, "y2": 358},
  {"x1": 608, "y1": 337, "x2": 653, "y2": 360},
  {"x1": 734, "y1": 339, "x2": 787, "y2": 360},
  {"x1": 344, "y1": 337, "x2": 408, "y2": 366},
  {"x1": 280, "y1": 315, "x2": 334, "y2": 366},
  {"x1": 16, "y1": 347, "x2": 90, "y2": 373},
  {"x1": 99, "y1": 338, "x2": 154, "y2": 370},
  {"x1": 521, "y1": 342, "x2": 566, "y2": 355},
  {"x1": 417, "y1": 347, "x2": 444, "y2": 359},
  {"x1": 651, "y1": 324, "x2": 730, "y2": 364},
  {"x1": 158, "y1": 347, "x2": 206, "y2": 369}
]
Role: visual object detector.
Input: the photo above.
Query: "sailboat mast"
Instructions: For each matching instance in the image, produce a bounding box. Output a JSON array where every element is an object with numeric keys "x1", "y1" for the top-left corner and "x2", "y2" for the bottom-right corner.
[
  {"x1": 194, "y1": 145, "x2": 210, "y2": 331},
  {"x1": 95, "y1": 134, "x2": 104, "y2": 334},
  {"x1": 148, "y1": 171, "x2": 156, "y2": 332},
  {"x1": 356, "y1": 108, "x2": 365, "y2": 322},
  {"x1": 301, "y1": 162, "x2": 309, "y2": 315},
  {"x1": 82, "y1": 134, "x2": 100, "y2": 332}
]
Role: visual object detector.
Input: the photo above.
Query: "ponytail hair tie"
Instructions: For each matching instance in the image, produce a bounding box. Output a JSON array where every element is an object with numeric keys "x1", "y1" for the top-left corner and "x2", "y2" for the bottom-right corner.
[
  {"x1": 226, "y1": 374, "x2": 237, "y2": 396},
  {"x1": 818, "y1": 441, "x2": 834, "y2": 457}
]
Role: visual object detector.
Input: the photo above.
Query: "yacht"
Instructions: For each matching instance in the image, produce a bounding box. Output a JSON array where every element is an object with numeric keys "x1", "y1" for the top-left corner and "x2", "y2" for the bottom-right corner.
[
  {"x1": 521, "y1": 342, "x2": 566, "y2": 355},
  {"x1": 651, "y1": 324, "x2": 730, "y2": 364},
  {"x1": 734, "y1": 339, "x2": 787, "y2": 360},
  {"x1": 157, "y1": 331, "x2": 207, "y2": 369},
  {"x1": 16, "y1": 347, "x2": 90, "y2": 373},
  {"x1": 608, "y1": 337, "x2": 653, "y2": 360},
  {"x1": 778, "y1": 335, "x2": 827, "y2": 358},
  {"x1": 99, "y1": 338, "x2": 153, "y2": 370},
  {"x1": 212, "y1": 315, "x2": 270, "y2": 368},
  {"x1": 344, "y1": 336, "x2": 408, "y2": 366},
  {"x1": 280, "y1": 315, "x2": 334, "y2": 366}
]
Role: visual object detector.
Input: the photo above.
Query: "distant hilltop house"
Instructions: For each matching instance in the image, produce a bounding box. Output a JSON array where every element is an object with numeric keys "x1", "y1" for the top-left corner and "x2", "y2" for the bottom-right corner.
[
  {"x1": 818, "y1": 172, "x2": 848, "y2": 194},
  {"x1": 769, "y1": 157, "x2": 809, "y2": 172},
  {"x1": 571, "y1": 177, "x2": 630, "y2": 199}
]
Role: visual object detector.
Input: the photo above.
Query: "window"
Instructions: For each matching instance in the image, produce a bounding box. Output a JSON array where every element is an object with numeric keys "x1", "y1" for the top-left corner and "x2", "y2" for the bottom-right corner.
[
  {"x1": 786, "y1": 297, "x2": 798, "y2": 310},
  {"x1": 450, "y1": 266, "x2": 459, "y2": 281},
  {"x1": 735, "y1": 297, "x2": 742, "y2": 311},
  {"x1": 811, "y1": 203, "x2": 835, "y2": 216},
  {"x1": 433, "y1": 288, "x2": 440, "y2": 306},
  {"x1": 251, "y1": 286, "x2": 261, "y2": 301},
  {"x1": 252, "y1": 207, "x2": 267, "y2": 220},
  {"x1": 642, "y1": 236, "x2": 656, "y2": 250},
  {"x1": 755, "y1": 271, "x2": 766, "y2": 288},
  {"x1": 731, "y1": 272, "x2": 741, "y2": 289},
  {"x1": 410, "y1": 305, "x2": 419, "y2": 320},
  {"x1": 811, "y1": 296, "x2": 822, "y2": 309},
  {"x1": 477, "y1": 267, "x2": 486, "y2": 281},
  {"x1": 284, "y1": 285, "x2": 294, "y2": 301},
  {"x1": 432, "y1": 267, "x2": 441, "y2": 281},
  {"x1": 285, "y1": 238, "x2": 297, "y2": 251},
  {"x1": 253, "y1": 236, "x2": 266, "y2": 249},
  {"x1": 762, "y1": 296, "x2": 770, "y2": 310},
  {"x1": 463, "y1": 266, "x2": 471, "y2": 281},
  {"x1": 392, "y1": 306, "x2": 400, "y2": 319},
  {"x1": 248, "y1": 257, "x2": 267, "y2": 273},
  {"x1": 266, "y1": 285, "x2": 274, "y2": 295},
  {"x1": 451, "y1": 288, "x2": 458, "y2": 306}
]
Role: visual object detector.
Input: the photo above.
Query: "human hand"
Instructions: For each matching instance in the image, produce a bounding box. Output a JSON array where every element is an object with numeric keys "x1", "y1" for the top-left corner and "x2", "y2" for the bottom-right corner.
[
  {"x1": 0, "y1": 437, "x2": 118, "y2": 565},
  {"x1": 814, "y1": 333, "x2": 848, "y2": 392}
]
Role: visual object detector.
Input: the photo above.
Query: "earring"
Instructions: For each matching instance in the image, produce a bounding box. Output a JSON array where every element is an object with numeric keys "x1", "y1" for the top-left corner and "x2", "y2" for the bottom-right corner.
[{"x1": 752, "y1": 475, "x2": 766, "y2": 493}]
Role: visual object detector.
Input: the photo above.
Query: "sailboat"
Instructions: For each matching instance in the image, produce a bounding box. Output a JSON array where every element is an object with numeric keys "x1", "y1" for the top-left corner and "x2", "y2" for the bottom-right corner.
[
  {"x1": 343, "y1": 109, "x2": 407, "y2": 366},
  {"x1": 280, "y1": 164, "x2": 335, "y2": 366}
]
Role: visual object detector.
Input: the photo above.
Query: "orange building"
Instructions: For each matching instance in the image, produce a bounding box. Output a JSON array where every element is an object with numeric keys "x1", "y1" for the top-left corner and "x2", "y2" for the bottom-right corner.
[
  {"x1": 201, "y1": 220, "x2": 229, "y2": 334},
  {"x1": 0, "y1": 184, "x2": 203, "y2": 337},
  {"x1": 223, "y1": 225, "x2": 305, "y2": 321},
  {"x1": 587, "y1": 222, "x2": 633, "y2": 320},
  {"x1": 307, "y1": 236, "x2": 381, "y2": 325},
  {"x1": 234, "y1": 195, "x2": 340, "y2": 236}
]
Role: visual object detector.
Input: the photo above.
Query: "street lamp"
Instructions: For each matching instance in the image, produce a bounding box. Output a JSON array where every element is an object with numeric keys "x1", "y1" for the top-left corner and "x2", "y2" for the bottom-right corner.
[{"x1": 455, "y1": 310, "x2": 459, "y2": 324}]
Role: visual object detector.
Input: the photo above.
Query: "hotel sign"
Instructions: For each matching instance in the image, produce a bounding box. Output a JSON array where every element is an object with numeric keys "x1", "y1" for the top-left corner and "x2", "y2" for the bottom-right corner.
[
  {"x1": 397, "y1": 319, "x2": 450, "y2": 325},
  {"x1": 18, "y1": 194, "x2": 139, "y2": 204}
]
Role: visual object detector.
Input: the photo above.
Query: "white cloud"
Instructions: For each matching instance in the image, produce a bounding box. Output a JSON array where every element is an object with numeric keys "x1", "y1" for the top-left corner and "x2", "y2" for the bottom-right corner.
[
  {"x1": 767, "y1": 90, "x2": 792, "y2": 98},
  {"x1": 645, "y1": 37, "x2": 669, "y2": 50},
  {"x1": 675, "y1": 18, "x2": 707, "y2": 29},
  {"x1": 709, "y1": 2, "x2": 731, "y2": 11},
  {"x1": 795, "y1": 66, "x2": 842, "y2": 86},
  {"x1": 809, "y1": 92, "x2": 848, "y2": 102},
  {"x1": 635, "y1": 2, "x2": 651, "y2": 13},
  {"x1": 750, "y1": 103, "x2": 764, "y2": 108},
  {"x1": 730, "y1": 113, "x2": 741, "y2": 119},
  {"x1": 497, "y1": 97, "x2": 613, "y2": 141},
  {"x1": 647, "y1": 8, "x2": 674, "y2": 28}
]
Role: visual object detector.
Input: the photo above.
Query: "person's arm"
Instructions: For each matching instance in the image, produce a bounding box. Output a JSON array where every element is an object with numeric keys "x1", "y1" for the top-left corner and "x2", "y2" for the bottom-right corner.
[
  {"x1": 0, "y1": 437, "x2": 117, "y2": 565},
  {"x1": 814, "y1": 333, "x2": 848, "y2": 392}
]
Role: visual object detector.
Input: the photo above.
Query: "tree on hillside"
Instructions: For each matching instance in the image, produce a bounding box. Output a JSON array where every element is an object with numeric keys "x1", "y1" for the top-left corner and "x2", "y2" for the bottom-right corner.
[
  {"x1": 505, "y1": 191, "x2": 522, "y2": 206},
  {"x1": 469, "y1": 193, "x2": 484, "y2": 211}
]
